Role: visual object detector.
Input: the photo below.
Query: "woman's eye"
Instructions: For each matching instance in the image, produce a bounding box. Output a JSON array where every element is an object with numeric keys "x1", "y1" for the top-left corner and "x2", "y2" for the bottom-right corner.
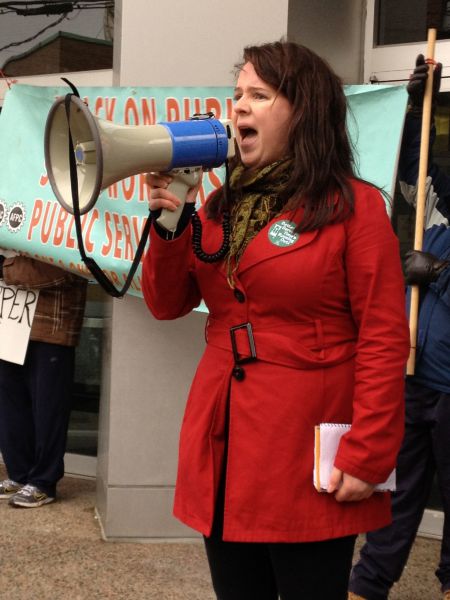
[{"x1": 233, "y1": 91, "x2": 268, "y2": 102}]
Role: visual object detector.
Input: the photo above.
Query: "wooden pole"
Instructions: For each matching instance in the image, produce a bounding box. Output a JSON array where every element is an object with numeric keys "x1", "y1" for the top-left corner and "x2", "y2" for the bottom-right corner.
[{"x1": 406, "y1": 28, "x2": 437, "y2": 375}]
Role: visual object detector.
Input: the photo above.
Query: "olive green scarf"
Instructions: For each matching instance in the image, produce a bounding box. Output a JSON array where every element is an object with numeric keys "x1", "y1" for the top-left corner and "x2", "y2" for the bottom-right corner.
[{"x1": 226, "y1": 158, "x2": 292, "y2": 287}]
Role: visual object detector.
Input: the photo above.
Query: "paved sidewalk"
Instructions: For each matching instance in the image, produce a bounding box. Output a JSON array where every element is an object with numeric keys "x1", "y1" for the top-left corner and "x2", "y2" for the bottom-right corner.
[{"x1": 0, "y1": 464, "x2": 442, "y2": 599}]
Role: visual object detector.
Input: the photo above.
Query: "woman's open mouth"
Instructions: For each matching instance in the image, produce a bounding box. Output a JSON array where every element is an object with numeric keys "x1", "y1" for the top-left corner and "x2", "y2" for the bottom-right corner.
[{"x1": 239, "y1": 126, "x2": 258, "y2": 146}]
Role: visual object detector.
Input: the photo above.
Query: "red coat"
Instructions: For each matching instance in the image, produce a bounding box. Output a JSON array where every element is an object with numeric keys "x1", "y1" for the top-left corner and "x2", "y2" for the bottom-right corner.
[{"x1": 142, "y1": 179, "x2": 410, "y2": 543}]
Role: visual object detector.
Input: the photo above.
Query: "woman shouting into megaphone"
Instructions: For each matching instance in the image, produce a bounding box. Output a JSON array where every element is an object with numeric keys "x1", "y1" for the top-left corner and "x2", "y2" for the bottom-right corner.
[{"x1": 142, "y1": 40, "x2": 410, "y2": 600}]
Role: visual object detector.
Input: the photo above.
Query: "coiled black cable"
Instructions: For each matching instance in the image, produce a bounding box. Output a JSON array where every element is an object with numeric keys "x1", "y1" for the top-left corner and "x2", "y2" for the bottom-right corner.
[{"x1": 191, "y1": 159, "x2": 232, "y2": 263}]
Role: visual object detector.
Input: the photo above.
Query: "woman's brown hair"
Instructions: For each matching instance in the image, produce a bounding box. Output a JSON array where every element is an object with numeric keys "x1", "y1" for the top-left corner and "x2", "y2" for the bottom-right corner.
[{"x1": 207, "y1": 40, "x2": 357, "y2": 232}]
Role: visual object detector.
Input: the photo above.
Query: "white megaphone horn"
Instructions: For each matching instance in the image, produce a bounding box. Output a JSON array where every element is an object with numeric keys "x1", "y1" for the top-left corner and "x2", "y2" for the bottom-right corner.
[{"x1": 44, "y1": 95, "x2": 235, "y2": 232}]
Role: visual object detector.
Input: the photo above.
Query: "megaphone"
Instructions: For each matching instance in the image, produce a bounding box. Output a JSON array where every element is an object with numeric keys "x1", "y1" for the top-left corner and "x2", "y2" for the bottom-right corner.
[{"x1": 44, "y1": 95, "x2": 235, "y2": 232}]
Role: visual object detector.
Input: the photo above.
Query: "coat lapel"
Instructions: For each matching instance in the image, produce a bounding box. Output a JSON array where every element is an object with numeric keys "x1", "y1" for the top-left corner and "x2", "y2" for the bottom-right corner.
[
  {"x1": 197, "y1": 209, "x2": 320, "y2": 278},
  {"x1": 237, "y1": 213, "x2": 320, "y2": 275}
]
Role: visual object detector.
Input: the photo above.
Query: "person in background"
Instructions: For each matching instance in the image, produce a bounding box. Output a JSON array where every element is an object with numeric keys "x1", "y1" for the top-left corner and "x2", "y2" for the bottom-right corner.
[
  {"x1": 0, "y1": 254, "x2": 87, "y2": 508},
  {"x1": 349, "y1": 55, "x2": 450, "y2": 600},
  {"x1": 143, "y1": 41, "x2": 410, "y2": 600}
]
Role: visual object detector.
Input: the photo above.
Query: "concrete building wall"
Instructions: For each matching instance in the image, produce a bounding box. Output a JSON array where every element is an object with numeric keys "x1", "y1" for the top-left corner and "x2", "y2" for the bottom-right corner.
[
  {"x1": 287, "y1": 0, "x2": 366, "y2": 83},
  {"x1": 112, "y1": 0, "x2": 289, "y2": 87}
]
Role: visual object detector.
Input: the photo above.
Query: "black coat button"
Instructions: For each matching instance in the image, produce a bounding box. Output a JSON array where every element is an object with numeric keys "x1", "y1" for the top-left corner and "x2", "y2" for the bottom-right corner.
[
  {"x1": 234, "y1": 289, "x2": 245, "y2": 303},
  {"x1": 232, "y1": 366, "x2": 245, "y2": 381}
]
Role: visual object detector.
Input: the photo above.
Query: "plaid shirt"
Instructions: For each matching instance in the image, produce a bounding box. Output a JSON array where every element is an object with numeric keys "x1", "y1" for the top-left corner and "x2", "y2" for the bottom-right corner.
[{"x1": 2, "y1": 256, "x2": 87, "y2": 347}]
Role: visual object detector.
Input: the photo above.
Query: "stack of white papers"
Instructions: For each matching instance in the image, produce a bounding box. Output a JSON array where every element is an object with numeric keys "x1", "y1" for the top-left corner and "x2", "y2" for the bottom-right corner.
[{"x1": 313, "y1": 423, "x2": 396, "y2": 493}]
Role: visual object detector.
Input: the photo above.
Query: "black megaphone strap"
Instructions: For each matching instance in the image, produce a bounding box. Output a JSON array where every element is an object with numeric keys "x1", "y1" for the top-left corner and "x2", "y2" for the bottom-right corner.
[{"x1": 63, "y1": 87, "x2": 152, "y2": 298}]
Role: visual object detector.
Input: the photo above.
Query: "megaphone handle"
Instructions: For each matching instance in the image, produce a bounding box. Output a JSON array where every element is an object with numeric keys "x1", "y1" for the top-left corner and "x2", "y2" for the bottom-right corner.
[{"x1": 156, "y1": 168, "x2": 202, "y2": 233}]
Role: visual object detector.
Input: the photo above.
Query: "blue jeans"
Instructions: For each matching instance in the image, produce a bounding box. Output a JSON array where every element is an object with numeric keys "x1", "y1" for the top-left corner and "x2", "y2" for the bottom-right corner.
[
  {"x1": 0, "y1": 341, "x2": 75, "y2": 496},
  {"x1": 349, "y1": 379, "x2": 450, "y2": 599}
]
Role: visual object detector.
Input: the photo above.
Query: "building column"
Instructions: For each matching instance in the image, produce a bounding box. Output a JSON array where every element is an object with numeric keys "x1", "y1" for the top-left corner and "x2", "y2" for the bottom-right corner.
[{"x1": 96, "y1": 0, "x2": 289, "y2": 540}]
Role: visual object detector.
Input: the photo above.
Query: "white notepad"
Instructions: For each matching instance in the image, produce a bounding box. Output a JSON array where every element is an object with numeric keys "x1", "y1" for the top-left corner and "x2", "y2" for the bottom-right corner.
[{"x1": 313, "y1": 423, "x2": 396, "y2": 493}]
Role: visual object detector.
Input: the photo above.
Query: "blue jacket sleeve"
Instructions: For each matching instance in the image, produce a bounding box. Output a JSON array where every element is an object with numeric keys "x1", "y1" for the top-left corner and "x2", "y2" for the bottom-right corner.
[{"x1": 399, "y1": 112, "x2": 450, "y2": 225}]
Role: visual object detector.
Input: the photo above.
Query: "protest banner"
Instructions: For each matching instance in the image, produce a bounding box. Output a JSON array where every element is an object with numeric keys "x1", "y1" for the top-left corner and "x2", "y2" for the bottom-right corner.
[{"x1": 0, "y1": 83, "x2": 408, "y2": 299}]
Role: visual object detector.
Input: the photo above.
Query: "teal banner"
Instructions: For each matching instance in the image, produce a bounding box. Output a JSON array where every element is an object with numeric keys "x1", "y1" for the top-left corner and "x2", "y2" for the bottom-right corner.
[{"x1": 0, "y1": 83, "x2": 407, "y2": 298}]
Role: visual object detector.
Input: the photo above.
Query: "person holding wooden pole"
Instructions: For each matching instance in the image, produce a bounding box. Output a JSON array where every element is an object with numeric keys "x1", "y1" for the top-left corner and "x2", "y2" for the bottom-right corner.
[{"x1": 348, "y1": 52, "x2": 450, "y2": 600}]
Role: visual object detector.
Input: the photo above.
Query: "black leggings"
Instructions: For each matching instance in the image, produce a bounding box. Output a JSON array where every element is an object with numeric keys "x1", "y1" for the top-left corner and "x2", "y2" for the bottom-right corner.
[
  {"x1": 204, "y1": 395, "x2": 356, "y2": 600},
  {"x1": 204, "y1": 528, "x2": 356, "y2": 600},
  {"x1": 204, "y1": 470, "x2": 356, "y2": 600}
]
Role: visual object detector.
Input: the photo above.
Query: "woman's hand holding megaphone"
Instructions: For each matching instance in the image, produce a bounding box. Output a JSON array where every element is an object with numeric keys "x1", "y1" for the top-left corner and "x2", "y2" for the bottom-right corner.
[{"x1": 145, "y1": 169, "x2": 203, "y2": 233}]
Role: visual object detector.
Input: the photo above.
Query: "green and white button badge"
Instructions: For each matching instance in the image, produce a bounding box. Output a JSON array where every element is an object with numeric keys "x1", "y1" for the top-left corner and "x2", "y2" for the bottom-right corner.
[{"x1": 268, "y1": 220, "x2": 299, "y2": 247}]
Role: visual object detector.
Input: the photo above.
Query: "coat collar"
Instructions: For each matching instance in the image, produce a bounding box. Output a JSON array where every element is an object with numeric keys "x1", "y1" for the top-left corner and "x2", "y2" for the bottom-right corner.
[{"x1": 199, "y1": 208, "x2": 320, "y2": 277}]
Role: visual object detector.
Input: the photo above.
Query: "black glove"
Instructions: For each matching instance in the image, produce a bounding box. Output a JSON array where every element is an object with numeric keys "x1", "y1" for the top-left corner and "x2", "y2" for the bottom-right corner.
[
  {"x1": 404, "y1": 249, "x2": 449, "y2": 285},
  {"x1": 407, "y1": 54, "x2": 442, "y2": 116}
]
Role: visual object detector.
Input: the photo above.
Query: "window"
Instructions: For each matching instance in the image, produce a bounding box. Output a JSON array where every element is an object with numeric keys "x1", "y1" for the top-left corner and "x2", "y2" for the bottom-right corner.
[{"x1": 376, "y1": 0, "x2": 450, "y2": 46}]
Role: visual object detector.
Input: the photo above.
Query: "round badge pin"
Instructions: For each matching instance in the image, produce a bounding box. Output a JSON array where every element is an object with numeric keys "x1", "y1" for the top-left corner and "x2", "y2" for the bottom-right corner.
[
  {"x1": 0, "y1": 199, "x2": 6, "y2": 227},
  {"x1": 7, "y1": 203, "x2": 26, "y2": 234},
  {"x1": 268, "y1": 220, "x2": 299, "y2": 247}
]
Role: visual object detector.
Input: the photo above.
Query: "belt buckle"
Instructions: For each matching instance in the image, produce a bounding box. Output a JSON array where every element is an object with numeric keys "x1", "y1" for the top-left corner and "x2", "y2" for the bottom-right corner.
[{"x1": 229, "y1": 322, "x2": 257, "y2": 365}]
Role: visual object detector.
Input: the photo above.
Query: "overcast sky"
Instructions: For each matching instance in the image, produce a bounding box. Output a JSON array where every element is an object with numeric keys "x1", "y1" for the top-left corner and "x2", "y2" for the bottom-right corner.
[{"x1": 0, "y1": 7, "x2": 108, "y2": 71}]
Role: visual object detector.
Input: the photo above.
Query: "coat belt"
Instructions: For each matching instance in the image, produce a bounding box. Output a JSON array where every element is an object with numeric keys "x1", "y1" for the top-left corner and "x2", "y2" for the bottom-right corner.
[{"x1": 205, "y1": 316, "x2": 358, "y2": 371}]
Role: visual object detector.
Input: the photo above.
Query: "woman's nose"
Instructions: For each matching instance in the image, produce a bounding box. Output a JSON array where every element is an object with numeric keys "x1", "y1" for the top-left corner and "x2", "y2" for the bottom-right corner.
[{"x1": 233, "y1": 96, "x2": 249, "y2": 114}]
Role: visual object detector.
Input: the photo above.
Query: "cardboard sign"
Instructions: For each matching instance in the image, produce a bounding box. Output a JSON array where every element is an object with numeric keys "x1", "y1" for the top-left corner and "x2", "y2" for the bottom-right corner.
[{"x1": 0, "y1": 281, "x2": 38, "y2": 364}]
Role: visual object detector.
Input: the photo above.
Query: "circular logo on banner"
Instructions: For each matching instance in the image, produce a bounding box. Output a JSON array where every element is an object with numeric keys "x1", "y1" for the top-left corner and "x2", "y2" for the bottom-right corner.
[
  {"x1": 0, "y1": 199, "x2": 6, "y2": 227},
  {"x1": 268, "y1": 220, "x2": 299, "y2": 247},
  {"x1": 7, "y1": 204, "x2": 26, "y2": 233}
]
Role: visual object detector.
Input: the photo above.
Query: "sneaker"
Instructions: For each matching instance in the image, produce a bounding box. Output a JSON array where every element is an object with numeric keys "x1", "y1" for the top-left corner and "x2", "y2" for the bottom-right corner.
[
  {"x1": 0, "y1": 479, "x2": 22, "y2": 499},
  {"x1": 8, "y1": 484, "x2": 55, "y2": 508}
]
